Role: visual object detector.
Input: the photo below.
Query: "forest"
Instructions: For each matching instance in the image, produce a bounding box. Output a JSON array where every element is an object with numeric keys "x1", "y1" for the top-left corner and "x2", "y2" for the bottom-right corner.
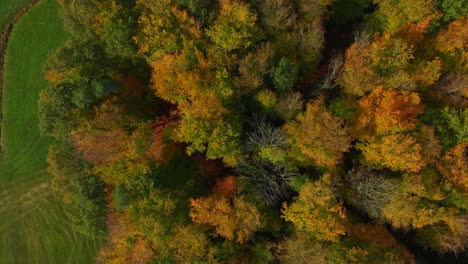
[{"x1": 36, "y1": 0, "x2": 467, "y2": 263}]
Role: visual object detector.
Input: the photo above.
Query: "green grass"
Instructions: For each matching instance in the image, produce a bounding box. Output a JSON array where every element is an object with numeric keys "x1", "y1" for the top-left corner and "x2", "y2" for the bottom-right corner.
[
  {"x1": 0, "y1": 0, "x2": 103, "y2": 263},
  {"x1": 0, "y1": 0, "x2": 30, "y2": 26}
]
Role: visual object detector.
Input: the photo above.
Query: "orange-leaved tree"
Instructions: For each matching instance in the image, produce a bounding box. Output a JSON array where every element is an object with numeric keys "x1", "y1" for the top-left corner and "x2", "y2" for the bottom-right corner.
[
  {"x1": 353, "y1": 86, "x2": 425, "y2": 138},
  {"x1": 435, "y1": 17, "x2": 468, "y2": 71},
  {"x1": 436, "y1": 143, "x2": 468, "y2": 192},
  {"x1": 189, "y1": 177, "x2": 261, "y2": 243},
  {"x1": 339, "y1": 32, "x2": 380, "y2": 96}
]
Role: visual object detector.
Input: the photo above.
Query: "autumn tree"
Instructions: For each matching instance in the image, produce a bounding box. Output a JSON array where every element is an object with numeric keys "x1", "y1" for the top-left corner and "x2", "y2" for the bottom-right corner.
[
  {"x1": 381, "y1": 194, "x2": 425, "y2": 230},
  {"x1": 328, "y1": 236, "x2": 407, "y2": 264},
  {"x1": 282, "y1": 174, "x2": 347, "y2": 242},
  {"x1": 129, "y1": 188, "x2": 186, "y2": 245},
  {"x1": 276, "y1": 232, "x2": 329, "y2": 264},
  {"x1": 368, "y1": 34, "x2": 414, "y2": 76},
  {"x1": 344, "y1": 222, "x2": 411, "y2": 263},
  {"x1": 286, "y1": 96, "x2": 352, "y2": 167},
  {"x1": 134, "y1": 0, "x2": 200, "y2": 58},
  {"x1": 340, "y1": 22, "x2": 442, "y2": 95},
  {"x1": 436, "y1": 143, "x2": 468, "y2": 192},
  {"x1": 373, "y1": 0, "x2": 439, "y2": 32},
  {"x1": 435, "y1": 18, "x2": 468, "y2": 71},
  {"x1": 352, "y1": 87, "x2": 430, "y2": 172},
  {"x1": 97, "y1": 211, "x2": 136, "y2": 263},
  {"x1": 382, "y1": 191, "x2": 460, "y2": 230},
  {"x1": 339, "y1": 32, "x2": 381, "y2": 96},
  {"x1": 206, "y1": 0, "x2": 259, "y2": 52},
  {"x1": 256, "y1": 89, "x2": 278, "y2": 111},
  {"x1": 416, "y1": 124, "x2": 443, "y2": 165},
  {"x1": 416, "y1": 216, "x2": 468, "y2": 255},
  {"x1": 72, "y1": 102, "x2": 151, "y2": 168},
  {"x1": 259, "y1": 0, "x2": 329, "y2": 70},
  {"x1": 234, "y1": 43, "x2": 275, "y2": 93},
  {"x1": 98, "y1": 212, "x2": 157, "y2": 264},
  {"x1": 358, "y1": 133, "x2": 426, "y2": 172},
  {"x1": 167, "y1": 225, "x2": 216, "y2": 263},
  {"x1": 190, "y1": 194, "x2": 261, "y2": 243},
  {"x1": 400, "y1": 168, "x2": 446, "y2": 202},
  {"x1": 73, "y1": 103, "x2": 153, "y2": 187},
  {"x1": 353, "y1": 86, "x2": 425, "y2": 137},
  {"x1": 128, "y1": 237, "x2": 155, "y2": 264},
  {"x1": 212, "y1": 175, "x2": 238, "y2": 197},
  {"x1": 73, "y1": 127, "x2": 128, "y2": 166}
]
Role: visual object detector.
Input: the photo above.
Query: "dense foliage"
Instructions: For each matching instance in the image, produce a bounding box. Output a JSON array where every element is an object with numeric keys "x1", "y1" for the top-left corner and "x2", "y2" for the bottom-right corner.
[{"x1": 40, "y1": 0, "x2": 467, "y2": 262}]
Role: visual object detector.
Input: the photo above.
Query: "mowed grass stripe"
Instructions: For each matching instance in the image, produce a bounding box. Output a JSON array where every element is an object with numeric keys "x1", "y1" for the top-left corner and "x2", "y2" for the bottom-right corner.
[
  {"x1": 0, "y1": 0, "x2": 30, "y2": 25},
  {"x1": 0, "y1": 0, "x2": 103, "y2": 263},
  {"x1": 0, "y1": 0, "x2": 57, "y2": 181}
]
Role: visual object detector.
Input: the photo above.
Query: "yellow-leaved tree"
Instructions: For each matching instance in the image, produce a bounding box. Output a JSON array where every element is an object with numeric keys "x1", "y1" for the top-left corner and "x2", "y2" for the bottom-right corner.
[
  {"x1": 358, "y1": 133, "x2": 427, "y2": 172},
  {"x1": 286, "y1": 96, "x2": 352, "y2": 167},
  {"x1": 206, "y1": 0, "x2": 259, "y2": 52},
  {"x1": 281, "y1": 174, "x2": 346, "y2": 242}
]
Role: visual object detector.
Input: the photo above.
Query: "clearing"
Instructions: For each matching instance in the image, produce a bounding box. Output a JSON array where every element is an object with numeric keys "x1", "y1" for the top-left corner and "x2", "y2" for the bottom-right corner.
[{"x1": 0, "y1": 0, "x2": 103, "y2": 263}]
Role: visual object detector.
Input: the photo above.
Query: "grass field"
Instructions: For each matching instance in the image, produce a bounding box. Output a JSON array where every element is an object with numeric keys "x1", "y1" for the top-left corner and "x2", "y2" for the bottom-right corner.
[
  {"x1": 0, "y1": 0, "x2": 103, "y2": 263},
  {"x1": 0, "y1": 0, "x2": 30, "y2": 25}
]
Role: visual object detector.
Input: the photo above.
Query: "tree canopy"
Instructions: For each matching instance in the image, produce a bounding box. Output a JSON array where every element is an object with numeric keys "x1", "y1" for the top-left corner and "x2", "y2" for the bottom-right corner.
[{"x1": 37, "y1": 0, "x2": 468, "y2": 261}]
